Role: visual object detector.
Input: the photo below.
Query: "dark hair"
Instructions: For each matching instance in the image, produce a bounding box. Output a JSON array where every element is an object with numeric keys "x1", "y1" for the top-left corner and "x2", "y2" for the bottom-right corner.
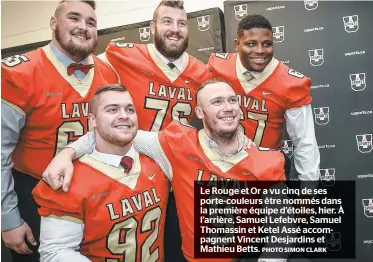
[
  {"x1": 195, "y1": 78, "x2": 231, "y2": 105},
  {"x1": 59, "y1": 1, "x2": 96, "y2": 10},
  {"x1": 237, "y1": 14, "x2": 272, "y2": 38},
  {"x1": 153, "y1": 1, "x2": 185, "y2": 21}
]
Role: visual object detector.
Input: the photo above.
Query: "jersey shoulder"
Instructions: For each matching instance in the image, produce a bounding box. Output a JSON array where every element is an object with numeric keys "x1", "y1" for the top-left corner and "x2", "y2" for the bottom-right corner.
[
  {"x1": 274, "y1": 62, "x2": 311, "y2": 88},
  {"x1": 106, "y1": 42, "x2": 148, "y2": 62},
  {"x1": 269, "y1": 62, "x2": 312, "y2": 105},
  {"x1": 160, "y1": 121, "x2": 198, "y2": 147},
  {"x1": 1, "y1": 48, "x2": 46, "y2": 78},
  {"x1": 184, "y1": 54, "x2": 211, "y2": 82},
  {"x1": 208, "y1": 52, "x2": 236, "y2": 69}
]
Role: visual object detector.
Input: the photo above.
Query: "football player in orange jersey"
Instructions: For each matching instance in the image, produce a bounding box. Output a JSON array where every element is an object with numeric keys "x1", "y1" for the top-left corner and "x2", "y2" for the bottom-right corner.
[
  {"x1": 33, "y1": 84, "x2": 169, "y2": 262},
  {"x1": 42, "y1": 79, "x2": 291, "y2": 262},
  {"x1": 99, "y1": 0, "x2": 211, "y2": 132},
  {"x1": 208, "y1": 14, "x2": 320, "y2": 183},
  {"x1": 97, "y1": 1, "x2": 211, "y2": 260},
  {"x1": 1, "y1": 1, "x2": 118, "y2": 261}
]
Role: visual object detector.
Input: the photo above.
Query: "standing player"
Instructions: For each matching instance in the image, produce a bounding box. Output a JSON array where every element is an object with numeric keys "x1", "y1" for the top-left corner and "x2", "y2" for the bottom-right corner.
[
  {"x1": 1, "y1": 1, "x2": 118, "y2": 261},
  {"x1": 33, "y1": 84, "x2": 169, "y2": 262},
  {"x1": 99, "y1": 0, "x2": 211, "y2": 132},
  {"x1": 96, "y1": 2, "x2": 211, "y2": 260},
  {"x1": 42, "y1": 79, "x2": 290, "y2": 262},
  {"x1": 208, "y1": 14, "x2": 320, "y2": 182}
]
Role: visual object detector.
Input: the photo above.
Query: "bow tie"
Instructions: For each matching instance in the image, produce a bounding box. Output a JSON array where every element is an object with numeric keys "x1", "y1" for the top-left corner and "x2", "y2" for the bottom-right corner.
[
  {"x1": 120, "y1": 156, "x2": 134, "y2": 173},
  {"x1": 67, "y1": 63, "x2": 94, "y2": 76}
]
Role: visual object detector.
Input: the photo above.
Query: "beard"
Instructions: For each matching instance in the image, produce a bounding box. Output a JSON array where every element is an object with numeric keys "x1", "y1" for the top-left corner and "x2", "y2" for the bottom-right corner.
[
  {"x1": 55, "y1": 26, "x2": 98, "y2": 61},
  {"x1": 154, "y1": 27, "x2": 188, "y2": 60},
  {"x1": 203, "y1": 114, "x2": 238, "y2": 144}
]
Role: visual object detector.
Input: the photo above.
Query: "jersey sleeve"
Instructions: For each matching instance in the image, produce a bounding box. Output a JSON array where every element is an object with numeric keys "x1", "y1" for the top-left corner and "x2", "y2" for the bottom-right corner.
[
  {"x1": 32, "y1": 177, "x2": 84, "y2": 221},
  {"x1": 158, "y1": 121, "x2": 197, "y2": 180},
  {"x1": 286, "y1": 73, "x2": 312, "y2": 109},
  {"x1": 1, "y1": 55, "x2": 33, "y2": 115}
]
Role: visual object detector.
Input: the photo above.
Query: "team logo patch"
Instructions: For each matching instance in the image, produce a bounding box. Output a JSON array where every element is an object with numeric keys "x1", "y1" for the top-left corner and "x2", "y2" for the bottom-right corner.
[
  {"x1": 325, "y1": 232, "x2": 341, "y2": 251},
  {"x1": 197, "y1": 15, "x2": 210, "y2": 31},
  {"x1": 343, "y1": 15, "x2": 359, "y2": 33},
  {"x1": 282, "y1": 140, "x2": 294, "y2": 158},
  {"x1": 234, "y1": 4, "x2": 248, "y2": 20},
  {"x1": 139, "y1": 27, "x2": 151, "y2": 42},
  {"x1": 362, "y1": 198, "x2": 373, "y2": 218},
  {"x1": 288, "y1": 68, "x2": 304, "y2": 78},
  {"x1": 273, "y1": 26, "x2": 285, "y2": 43},
  {"x1": 349, "y1": 73, "x2": 366, "y2": 91},
  {"x1": 319, "y1": 168, "x2": 335, "y2": 186},
  {"x1": 308, "y1": 48, "x2": 324, "y2": 66},
  {"x1": 304, "y1": 0, "x2": 318, "y2": 10},
  {"x1": 356, "y1": 134, "x2": 373, "y2": 153},
  {"x1": 314, "y1": 107, "x2": 330, "y2": 125}
]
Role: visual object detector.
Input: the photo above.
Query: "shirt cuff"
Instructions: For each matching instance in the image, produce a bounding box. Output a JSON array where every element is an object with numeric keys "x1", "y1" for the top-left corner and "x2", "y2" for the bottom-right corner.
[{"x1": 1, "y1": 207, "x2": 24, "y2": 231}]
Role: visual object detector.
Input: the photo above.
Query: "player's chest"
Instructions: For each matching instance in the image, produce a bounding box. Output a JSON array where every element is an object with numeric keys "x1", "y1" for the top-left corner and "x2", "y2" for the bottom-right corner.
[{"x1": 235, "y1": 85, "x2": 286, "y2": 119}]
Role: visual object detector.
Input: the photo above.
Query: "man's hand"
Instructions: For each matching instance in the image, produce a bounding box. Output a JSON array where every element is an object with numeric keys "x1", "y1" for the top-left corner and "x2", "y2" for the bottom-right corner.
[
  {"x1": 243, "y1": 136, "x2": 256, "y2": 150},
  {"x1": 42, "y1": 147, "x2": 76, "y2": 192},
  {"x1": 2, "y1": 222, "x2": 37, "y2": 254}
]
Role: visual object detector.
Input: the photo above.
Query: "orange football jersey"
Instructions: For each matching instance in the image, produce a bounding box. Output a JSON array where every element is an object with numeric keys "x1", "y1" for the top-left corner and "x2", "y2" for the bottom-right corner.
[
  {"x1": 158, "y1": 121, "x2": 286, "y2": 262},
  {"x1": 33, "y1": 153, "x2": 169, "y2": 262},
  {"x1": 105, "y1": 43, "x2": 211, "y2": 131},
  {"x1": 208, "y1": 53, "x2": 312, "y2": 149},
  {"x1": 1, "y1": 45, "x2": 118, "y2": 179}
]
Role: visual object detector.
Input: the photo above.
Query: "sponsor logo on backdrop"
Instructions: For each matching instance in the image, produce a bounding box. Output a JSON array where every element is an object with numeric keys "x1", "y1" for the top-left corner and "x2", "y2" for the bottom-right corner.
[
  {"x1": 349, "y1": 73, "x2": 366, "y2": 91},
  {"x1": 351, "y1": 110, "x2": 372, "y2": 116},
  {"x1": 311, "y1": 84, "x2": 330, "y2": 89},
  {"x1": 356, "y1": 134, "x2": 372, "y2": 153},
  {"x1": 357, "y1": 174, "x2": 373, "y2": 179},
  {"x1": 234, "y1": 4, "x2": 247, "y2": 20},
  {"x1": 345, "y1": 50, "x2": 365, "y2": 56},
  {"x1": 318, "y1": 144, "x2": 336, "y2": 149},
  {"x1": 325, "y1": 232, "x2": 341, "y2": 251},
  {"x1": 314, "y1": 107, "x2": 330, "y2": 125},
  {"x1": 139, "y1": 27, "x2": 151, "y2": 42},
  {"x1": 111, "y1": 36, "x2": 126, "y2": 42},
  {"x1": 197, "y1": 15, "x2": 210, "y2": 31},
  {"x1": 304, "y1": 26, "x2": 324, "y2": 33},
  {"x1": 282, "y1": 140, "x2": 293, "y2": 157},
  {"x1": 363, "y1": 240, "x2": 373, "y2": 244},
  {"x1": 273, "y1": 26, "x2": 284, "y2": 43},
  {"x1": 343, "y1": 15, "x2": 359, "y2": 33},
  {"x1": 266, "y1": 5, "x2": 285, "y2": 11},
  {"x1": 362, "y1": 199, "x2": 373, "y2": 218},
  {"x1": 309, "y1": 48, "x2": 324, "y2": 66},
  {"x1": 319, "y1": 168, "x2": 335, "y2": 186},
  {"x1": 198, "y1": 47, "x2": 214, "y2": 52},
  {"x1": 304, "y1": 0, "x2": 318, "y2": 10}
]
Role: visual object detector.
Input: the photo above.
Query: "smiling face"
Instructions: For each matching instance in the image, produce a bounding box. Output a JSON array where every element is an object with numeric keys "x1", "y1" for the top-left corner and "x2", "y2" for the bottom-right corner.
[
  {"x1": 51, "y1": 1, "x2": 98, "y2": 61},
  {"x1": 90, "y1": 90, "x2": 138, "y2": 153},
  {"x1": 195, "y1": 81, "x2": 241, "y2": 142},
  {"x1": 235, "y1": 28, "x2": 274, "y2": 72},
  {"x1": 150, "y1": 5, "x2": 188, "y2": 61}
]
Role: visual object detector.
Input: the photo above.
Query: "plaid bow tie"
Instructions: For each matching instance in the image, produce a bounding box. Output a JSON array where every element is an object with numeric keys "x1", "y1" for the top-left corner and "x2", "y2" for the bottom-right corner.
[
  {"x1": 67, "y1": 63, "x2": 94, "y2": 76},
  {"x1": 120, "y1": 156, "x2": 133, "y2": 173}
]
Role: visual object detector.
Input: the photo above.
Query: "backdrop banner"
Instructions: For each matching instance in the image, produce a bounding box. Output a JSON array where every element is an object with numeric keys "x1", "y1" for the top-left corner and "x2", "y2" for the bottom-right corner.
[{"x1": 224, "y1": 1, "x2": 373, "y2": 261}]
